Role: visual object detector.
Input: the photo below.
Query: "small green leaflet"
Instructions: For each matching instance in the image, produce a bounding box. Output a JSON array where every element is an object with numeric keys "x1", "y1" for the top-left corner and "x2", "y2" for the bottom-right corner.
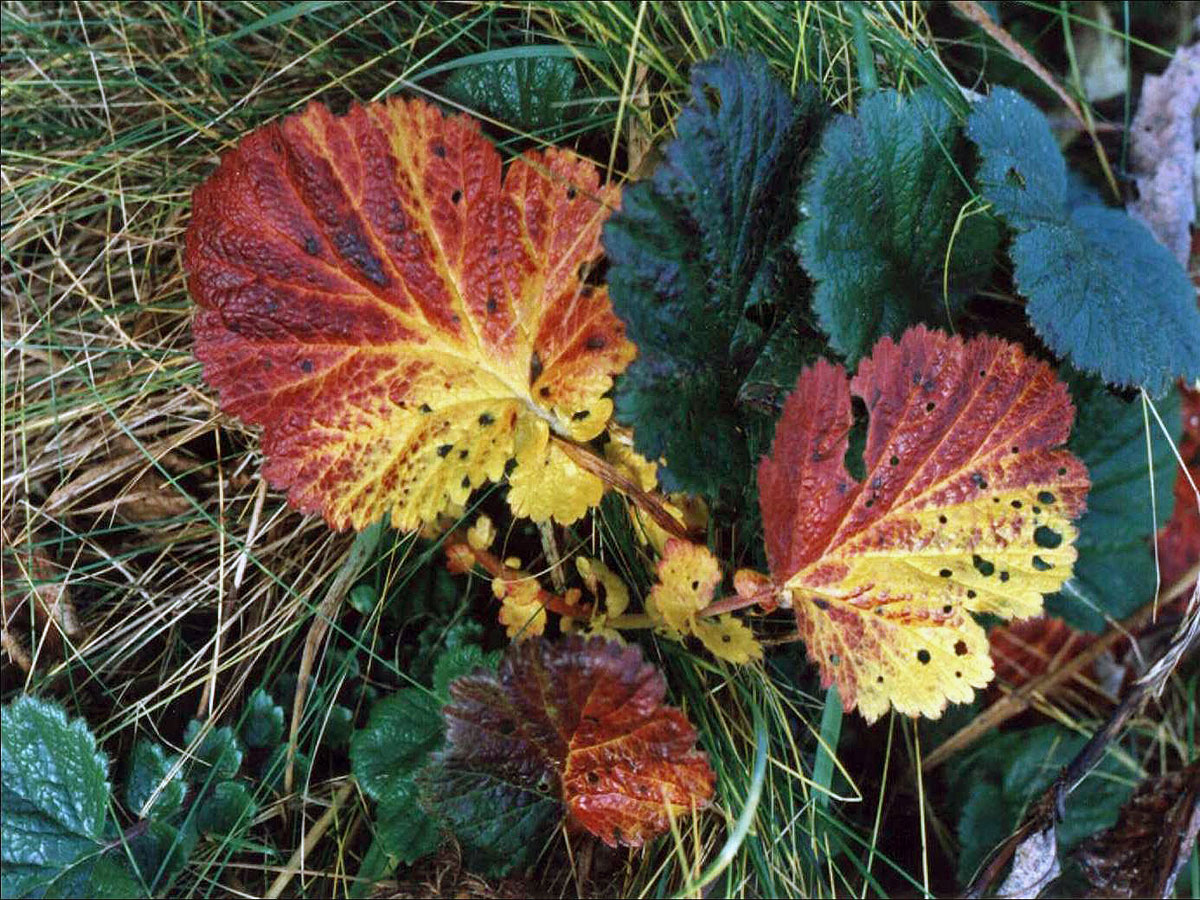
[
  {"x1": 967, "y1": 88, "x2": 1200, "y2": 395},
  {"x1": 240, "y1": 688, "x2": 285, "y2": 750},
  {"x1": 603, "y1": 51, "x2": 825, "y2": 499},
  {"x1": 796, "y1": 88, "x2": 998, "y2": 363},
  {"x1": 442, "y1": 55, "x2": 577, "y2": 134},
  {"x1": 125, "y1": 741, "x2": 185, "y2": 819},
  {"x1": 1048, "y1": 373, "x2": 1181, "y2": 631}
]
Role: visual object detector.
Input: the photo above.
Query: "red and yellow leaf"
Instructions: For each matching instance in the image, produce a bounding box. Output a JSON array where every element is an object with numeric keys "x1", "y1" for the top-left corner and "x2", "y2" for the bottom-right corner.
[
  {"x1": 432, "y1": 636, "x2": 714, "y2": 848},
  {"x1": 758, "y1": 326, "x2": 1089, "y2": 721},
  {"x1": 186, "y1": 97, "x2": 634, "y2": 530}
]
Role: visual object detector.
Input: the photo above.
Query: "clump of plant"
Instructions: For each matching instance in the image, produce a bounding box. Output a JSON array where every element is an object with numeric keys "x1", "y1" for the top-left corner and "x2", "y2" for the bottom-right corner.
[{"x1": 6, "y1": 40, "x2": 1195, "y2": 897}]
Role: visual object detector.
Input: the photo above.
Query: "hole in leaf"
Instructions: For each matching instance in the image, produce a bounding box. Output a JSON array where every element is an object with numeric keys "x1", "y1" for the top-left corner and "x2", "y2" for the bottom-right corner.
[
  {"x1": 1032, "y1": 556, "x2": 1052, "y2": 571},
  {"x1": 702, "y1": 84, "x2": 722, "y2": 111},
  {"x1": 917, "y1": 649, "x2": 931, "y2": 664},
  {"x1": 967, "y1": 589, "x2": 977, "y2": 599},
  {"x1": 830, "y1": 653, "x2": 840, "y2": 665},
  {"x1": 587, "y1": 771, "x2": 599, "y2": 785},
  {"x1": 1011, "y1": 500, "x2": 1022, "y2": 509},
  {"x1": 1037, "y1": 491, "x2": 1056, "y2": 504},
  {"x1": 999, "y1": 571, "x2": 1010, "y2": 582},
  {"x1": 972, "y1": 555, "x2": 995, "y2": 577},
  {"x1": 1034, "y1": 526, "x2": 1063, "y2": 549},
  {"x1": 843, "y1": 397, "x2": 869, "y2": 482},
  {"x1": 925, "y1": 402, "x2": 935, "y2": 412},
  {"x1": 478, "y1": 412, "x2": 494, "y2": 426},
  {"x1": 1005, "y1": 165, "x2": 1027, "y2": 188},
  {"x1": 451, "y1": 189, "x2": 462, "y2": 204},
  {"x1": 890, "y1": 455, "x2": 899, "y2": 466},
  {"x1": 437, "y1": 444, "x2": 453, "y2": 458}
]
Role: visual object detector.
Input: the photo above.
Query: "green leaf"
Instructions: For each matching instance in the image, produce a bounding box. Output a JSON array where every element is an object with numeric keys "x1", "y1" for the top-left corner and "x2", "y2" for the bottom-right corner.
[
  {"x1": 964, "y1": 87, "x2": 1066, "y2": 227},
  {"x1": 350, "y1": 689, "x2": 445, "y2": 882},
  {"x1": 240, "y1": 688, "x2": 285, "y2": 750},
  {"x1": 796, "y1": 88, "x2": 999, "y2": 362},
  {"x1": 442, "y1": 55, "x2": 576, "y2": 133},
  {"x1": 966, "y1": 88, "x2": 1200, "y2": 394},
  {"x1": 1008, "y1": 209, "x2": 1200, "y2": 396},
  {"x1": 375, "y1": 781, "x2": 440, "y2": 868},
  {"x1": 418, "y1": 761, "x2": 559, "y2": 877},
  {"x1": 182, "y1": 721, "x2": 244, "y2": 783},
  {"x1": 1047, "y1": 375, "x2": 1181, "y2": 631},
  {"x1": 433, "y1": 644, "x2": 501, "y2": 701},
  {"x1": 604, "y1": 51, "x2": 824, "y2": 498},
  {"x1": 193, "y1": 782, "x2": 257, "y2": 837},
  {"x1": 350, "y1": 689, "x2": 443, "y2": 802},
  {"x1": 124, "y1": 741, "x2": 186, "y2": 819},
  {"x1": 1, "y1": 696, "x2": 113, "y2": 899},
  {"x1": 947, "y1": 724, "x2": 1136, "y2": 887},
  {"x1": 323, "y1": 705, "x2": 355, "y2": 749},
  {"x1": 125, "y1": 818, "x2": 195, "y2": 892},
  {"x1": 260, "y1": 745, "x2": 312, "y2": 795}
]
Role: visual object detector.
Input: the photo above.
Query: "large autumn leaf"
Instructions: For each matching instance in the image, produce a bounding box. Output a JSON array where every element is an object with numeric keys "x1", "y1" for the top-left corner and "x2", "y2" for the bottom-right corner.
[
  {"x1": 421, "y1": 636, "x2": 713, "y2": 871},
  {"x1": 186, "y1": 96, "x2": 634, "y2": 530},
  {"x1": 756, "y1": 326, "x2": 1089, "y2": 721}
]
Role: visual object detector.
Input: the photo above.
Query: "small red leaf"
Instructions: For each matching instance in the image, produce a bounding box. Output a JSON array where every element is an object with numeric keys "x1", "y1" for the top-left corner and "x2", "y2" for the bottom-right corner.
[
  {"x1": 1157, "y1": 385, "x2": 1200, "y2": 589},
  {"x1": 435, "y1": 636, "x2": 714, "y2": 848}
]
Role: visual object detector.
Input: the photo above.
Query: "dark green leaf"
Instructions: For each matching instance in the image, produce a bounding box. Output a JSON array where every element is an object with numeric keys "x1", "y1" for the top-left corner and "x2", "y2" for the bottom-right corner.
[
  {"x1": 1047, "y1": 375, "x2": 1181, "y2": 631},
  {"x1": 442, "y1": 55, "x2": 576, "y2": 133},
  {"x1": 947, "y1": 724, "x2": 1136, "y2": 887},
  {"x1": 240, "y1": 688, "x2": 285, "y2": 750},
  {"x1": 967, "y1": 88, "x2": 1200, "y2": 394},
  {"x1": 322, "y1": 705, "x2": 355, "y2": 749},
  {"x1": 182, "y1": 721, "x2": 243, "y2": 783},
  {"x1": 193, "y1": 781, "x2": 256, "y2": 837},
  {"x1": 796, "y1": 88, "x2": 999, "y2": 363},
  {"x1": 433, "y1": 644, "x2": 500, "y2": 700},
  {"x1": 604, "y1": 51, "x2": 824, "y2": 497},
  {"x1": 350, "y1": 689, "x2": 442, "y2": 801},
  {"x1": 1, "y1": 697, "x2": 113, "y2": 899},
  {"x1": 124, "y1": 741, "x2": 185, "y2": 819},
  {"x1": 1009, "y1": 209, "x2": 1200, "y2": 395},
  {"x1": 372, "y1": 780, "x2": 440, "y2": 870},
  {"x1": 965, "y1": 87, "x2": 1065, "y2": 227},
  {"x1": 125, "y1": 818, "x2": 195, "y2": 891},
  {"x1": 419, "y1": 760, "x2": 559, "y2": 877}
]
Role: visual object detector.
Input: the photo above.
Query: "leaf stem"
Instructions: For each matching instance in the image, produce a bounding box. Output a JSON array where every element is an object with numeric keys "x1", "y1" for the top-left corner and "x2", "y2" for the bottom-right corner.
[
  {"x1": 444, "y1": 531, "x2": 593, "y2": 619},
  {"x1": 553, "y1": 436, "x2": 695, "y2": 541}
]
